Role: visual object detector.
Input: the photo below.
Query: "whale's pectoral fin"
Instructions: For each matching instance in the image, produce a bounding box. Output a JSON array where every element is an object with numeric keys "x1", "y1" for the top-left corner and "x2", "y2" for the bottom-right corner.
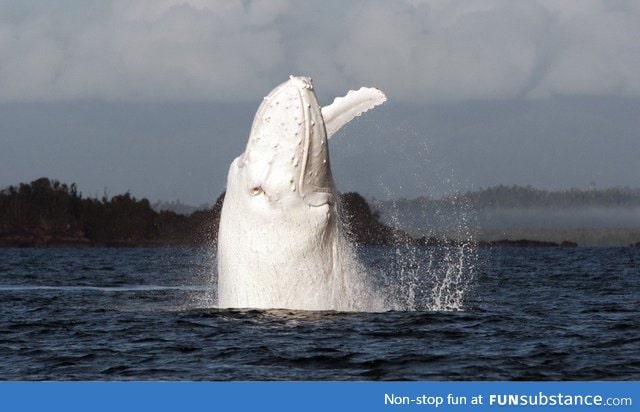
[{"x1": 321, "y1": 87, "x2": 387, "y2": 139}]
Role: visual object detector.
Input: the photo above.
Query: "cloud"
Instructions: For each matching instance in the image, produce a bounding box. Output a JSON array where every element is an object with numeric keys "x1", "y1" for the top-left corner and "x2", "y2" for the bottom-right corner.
[
  {"x1": 530, "y1": 0, "x2": 640, "y2": 97},
  {"x1": 334, "y1": 1, "x2": 551, "y2": 100},
  {"x1": 0, "y1": 0, "x2": 639, "y2": 102},
  {"x1": 0, "y1": 0, "x2": 288, "y2": 102}
]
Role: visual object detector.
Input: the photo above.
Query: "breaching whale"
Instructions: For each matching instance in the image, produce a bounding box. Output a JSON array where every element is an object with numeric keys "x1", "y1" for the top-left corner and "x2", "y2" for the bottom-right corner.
[{"x1": 217, "y1": 76, "x2": 386, "y2": 311}]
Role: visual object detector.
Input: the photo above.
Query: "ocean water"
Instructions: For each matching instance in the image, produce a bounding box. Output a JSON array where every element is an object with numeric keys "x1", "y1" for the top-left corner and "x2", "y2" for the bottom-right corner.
[{"x1": 0, "y1": 246, "x2": 638, "y2": 380}]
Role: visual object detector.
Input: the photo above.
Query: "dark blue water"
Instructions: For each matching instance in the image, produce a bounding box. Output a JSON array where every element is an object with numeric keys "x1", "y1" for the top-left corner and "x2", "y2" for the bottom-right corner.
[{"x1": 0, "y1": 246, "x2": 638, "y2": 380}]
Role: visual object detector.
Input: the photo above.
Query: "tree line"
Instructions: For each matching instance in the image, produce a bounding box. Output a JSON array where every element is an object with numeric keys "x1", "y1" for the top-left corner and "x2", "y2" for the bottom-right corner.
[
  {"x1": 388, "y1": 184, "x2": 640, "y2": 210},
  {"x1": 0, "y1": 178, "x2": 220, "y2": 246}
]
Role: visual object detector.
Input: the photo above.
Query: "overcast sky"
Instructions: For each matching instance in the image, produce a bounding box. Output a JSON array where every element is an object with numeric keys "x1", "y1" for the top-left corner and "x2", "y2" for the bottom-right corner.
[{"x1": 1, "y1": 0, "x2": 639, "y2": 204}]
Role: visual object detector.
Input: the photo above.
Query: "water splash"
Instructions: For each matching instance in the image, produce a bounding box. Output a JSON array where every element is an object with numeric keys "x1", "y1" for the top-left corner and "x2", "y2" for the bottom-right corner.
[
  {"x1": 362, "y1": 216, "x2": 477, "y2": 311},
  {"x1": 427, "y1": 243, "x2": 477, "y2": 311},
  {"x1": 198, "y1": 242, "x2": 218, "y2": 308},
  {"x1": 365, "y1": 173, "x2": 478, "y2": 311},
  {"x1": 173, "y1": 242, "x2": 218, "y2": 310}
]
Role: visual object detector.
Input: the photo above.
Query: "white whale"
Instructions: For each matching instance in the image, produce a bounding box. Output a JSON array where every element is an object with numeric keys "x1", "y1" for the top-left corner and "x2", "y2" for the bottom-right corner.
[{"x1": 217, "y1": 76, "x2": 387, "y2": 311}]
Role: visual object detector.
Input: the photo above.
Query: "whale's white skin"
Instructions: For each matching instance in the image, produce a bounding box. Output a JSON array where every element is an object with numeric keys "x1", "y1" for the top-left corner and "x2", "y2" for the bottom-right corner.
[{"x1": 217, "y1": 76, "x2": 386, "y2": 311}]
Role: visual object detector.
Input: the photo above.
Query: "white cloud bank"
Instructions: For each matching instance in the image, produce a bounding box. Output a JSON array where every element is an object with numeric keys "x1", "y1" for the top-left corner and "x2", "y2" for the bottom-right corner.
[{"x1": 0, "y1": 0, "x2": 639, "y2": 102}]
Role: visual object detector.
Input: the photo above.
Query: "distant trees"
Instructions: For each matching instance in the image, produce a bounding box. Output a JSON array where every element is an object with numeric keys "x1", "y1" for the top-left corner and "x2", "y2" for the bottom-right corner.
[
  {"x1": 0, "y1": 178, "x2": 82, "y2": 227},
  {"x1": 458, "y1": 185, "x2": 640, "y2": 208},
  {"x1": 339, "y1": 192, "x2": 413, "y2": 245},
  {"x1": 0, "y1": 178, "x2": 220, "y2": 246},
  {"x1": 387, "y1": 185, "x2": 640, "y2": 211}
]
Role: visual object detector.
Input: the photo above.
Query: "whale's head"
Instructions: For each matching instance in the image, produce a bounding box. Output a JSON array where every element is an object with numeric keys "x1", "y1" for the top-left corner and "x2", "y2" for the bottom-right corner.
[{"x1": 231, "y1": 76, "x2": 334, "y2": 210}]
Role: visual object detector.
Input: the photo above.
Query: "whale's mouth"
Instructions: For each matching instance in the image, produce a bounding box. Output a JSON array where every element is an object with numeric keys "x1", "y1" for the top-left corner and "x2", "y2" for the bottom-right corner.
[{"x1": 241, "y1": 76, "x2": 335, "y2": 207}]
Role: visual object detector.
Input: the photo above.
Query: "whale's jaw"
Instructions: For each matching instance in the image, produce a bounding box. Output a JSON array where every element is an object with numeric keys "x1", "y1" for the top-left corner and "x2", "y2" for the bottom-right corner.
[{"x1": 217, "y1": 76, "x2": 387, "y2": 311}]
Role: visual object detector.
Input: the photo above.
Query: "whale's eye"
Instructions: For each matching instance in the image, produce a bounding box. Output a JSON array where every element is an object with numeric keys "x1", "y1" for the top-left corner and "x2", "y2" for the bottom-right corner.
[{"x1": 249, "y1": 186, "x2": 263, "y2": 196}]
